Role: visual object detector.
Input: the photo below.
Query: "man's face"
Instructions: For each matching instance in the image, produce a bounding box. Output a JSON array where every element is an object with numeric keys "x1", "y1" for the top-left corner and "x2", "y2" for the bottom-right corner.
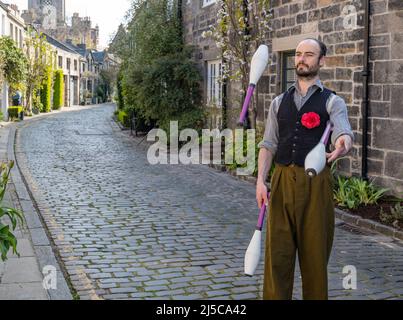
[{"x1": 295, "y1": 40, "x2": 324, "y2": 79}]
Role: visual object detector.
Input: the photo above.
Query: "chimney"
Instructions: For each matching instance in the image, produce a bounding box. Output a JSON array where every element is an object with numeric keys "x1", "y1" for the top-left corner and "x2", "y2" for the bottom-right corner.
[
  {"x1": 10, "y1": 4, "x2": 19, "y2": 12},
  {"x1": 77, "y1": 43, "x2": 87, "y2": 51},
  {"x1": 66, "y1": 39, "x2": 73, "y2": 45}
]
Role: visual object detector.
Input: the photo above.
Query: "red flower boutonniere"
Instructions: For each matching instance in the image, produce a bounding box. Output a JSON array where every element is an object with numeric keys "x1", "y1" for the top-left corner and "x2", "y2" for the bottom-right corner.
[{"x1": 301, "y1": 112, "x2": 321, "y2": 129}]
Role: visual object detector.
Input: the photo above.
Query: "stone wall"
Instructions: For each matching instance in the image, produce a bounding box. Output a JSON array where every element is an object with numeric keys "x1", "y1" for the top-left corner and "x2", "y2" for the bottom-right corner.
[
  {"x1": 182, "y1": 0, "x2": 222, "y2": 128},
  {"x1": 257, "y1": 0, "x2": 403, "y2": 196},
  {"x1": 182, "y1": 0, "x2": 403, "y2": 196}
]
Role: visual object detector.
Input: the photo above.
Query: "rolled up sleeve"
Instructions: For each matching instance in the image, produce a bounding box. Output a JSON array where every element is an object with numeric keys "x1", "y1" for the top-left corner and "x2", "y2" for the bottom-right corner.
[
  {"x1": 258, "y1": 96, "x2": 281, "y2": 156},
  {"x1": 328, "y1": 94, "x2": 355, "y2": 145}
]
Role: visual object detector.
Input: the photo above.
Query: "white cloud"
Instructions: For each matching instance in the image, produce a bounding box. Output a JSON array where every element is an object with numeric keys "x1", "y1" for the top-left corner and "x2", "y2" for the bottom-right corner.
[{"x1": 2, "y1": 0, "x2": 131, "y2": 49}]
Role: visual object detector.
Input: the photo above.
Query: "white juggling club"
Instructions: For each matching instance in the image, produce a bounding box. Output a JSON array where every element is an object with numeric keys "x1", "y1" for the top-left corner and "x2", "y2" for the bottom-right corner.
[
  {"x1": 244, "y1": 192, "x2": 270, "y2": 277},
  {"x1": 238, "y1": 45, "x2": 269, "y2": 125},
  {"x1": 304, "y1": 121, "x2": 333, "y2": 177}
]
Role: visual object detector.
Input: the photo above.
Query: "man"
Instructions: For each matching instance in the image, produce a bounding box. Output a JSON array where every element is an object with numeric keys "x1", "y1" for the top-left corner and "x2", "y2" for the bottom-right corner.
[{"x1": 256, "y1": 38, "x2": 354, "y2": 300}]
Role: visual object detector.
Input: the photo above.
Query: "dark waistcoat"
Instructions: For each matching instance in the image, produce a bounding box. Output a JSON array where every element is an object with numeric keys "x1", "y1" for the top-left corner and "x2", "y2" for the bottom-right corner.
[{"x1": 274, "y1": 87, "x2": 334, "y2": 167}]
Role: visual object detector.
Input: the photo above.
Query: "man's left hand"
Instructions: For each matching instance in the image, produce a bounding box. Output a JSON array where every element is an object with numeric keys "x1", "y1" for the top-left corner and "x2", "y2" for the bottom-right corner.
[{"x1": 326, "y1": 135, "x2": 352, "y2": 163}]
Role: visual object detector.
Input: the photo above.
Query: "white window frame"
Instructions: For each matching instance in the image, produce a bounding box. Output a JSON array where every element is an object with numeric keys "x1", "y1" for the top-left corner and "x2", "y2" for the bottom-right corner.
[
  {"x1": 207, "y1": 59, "x2": 223, "y2": 107},
  {"x1": 202, "y1": 0, "x2": 216, "y2": 8}
]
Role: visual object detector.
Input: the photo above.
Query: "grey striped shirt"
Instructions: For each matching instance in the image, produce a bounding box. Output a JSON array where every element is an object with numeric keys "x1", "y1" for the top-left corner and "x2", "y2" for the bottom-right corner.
[{"x1": 258, "y1": 79, "x2": 354, "y2": 155}]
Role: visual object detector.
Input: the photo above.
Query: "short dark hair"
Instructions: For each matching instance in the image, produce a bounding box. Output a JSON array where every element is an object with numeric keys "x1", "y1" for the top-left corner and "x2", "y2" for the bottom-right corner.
[{"x1": 304, "y1": 38, "x2": 327, "y2": 57}]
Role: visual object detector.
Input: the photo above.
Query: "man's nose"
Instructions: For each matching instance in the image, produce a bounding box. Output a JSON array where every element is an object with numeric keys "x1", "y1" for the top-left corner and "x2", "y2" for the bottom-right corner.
[{"x1": 297, "y1": 56, "x2": 305, "y2": 63}]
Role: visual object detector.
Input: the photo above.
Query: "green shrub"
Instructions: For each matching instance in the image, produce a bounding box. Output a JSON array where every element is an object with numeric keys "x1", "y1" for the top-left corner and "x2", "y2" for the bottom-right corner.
[
  {"x1": 0, "y1": 161, "x2": 25, "y2": 261},
  {"x1": 53, "y1": 69, "x2": 64, "y2": 110},
  {"x1": 7, "y1": 106, "x2": 23, "y2": 120},
  {"x1": 32, "y1": 90, "x2": 42, "y2": 114},
  {"x1": 40, "y1": 67, "x2": 52, "y2": 113},
  {"x1": 223, "y1": 132, "x2": 272, "y2": 178},
  {"x1": 116, "y1": 70, "x2": 125, "y2": 110},
  {"x1": 118, "y1": 110, "x2": 130, "y2": 127},
  {"x1": 333, "y1": 175, "x2": 389, "y2": 210}
]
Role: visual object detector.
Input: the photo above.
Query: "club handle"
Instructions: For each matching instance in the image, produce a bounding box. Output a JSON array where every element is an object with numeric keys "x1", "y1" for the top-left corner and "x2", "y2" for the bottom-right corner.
[
  {"x1": 238, "y1": 85, "x2": 256, "y2": 125},
  {"x1": 256, "y1": 192, "x2": 270, "y2": 230},
  {"x1": 321, "y1": 121, "x2": 333, "y2": 145}
]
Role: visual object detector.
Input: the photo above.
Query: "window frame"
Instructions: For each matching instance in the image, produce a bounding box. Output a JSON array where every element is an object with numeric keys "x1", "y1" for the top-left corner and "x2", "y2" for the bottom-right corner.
[
  {"x1": 202, "y1": 0, "x2": 216, "y2": 8},
  {"x1": 282, "y1": 50, "x2": 296, "y2": 92},
  {"x1": 206, "y1": 59, "x2": 223, "y2": 108}
]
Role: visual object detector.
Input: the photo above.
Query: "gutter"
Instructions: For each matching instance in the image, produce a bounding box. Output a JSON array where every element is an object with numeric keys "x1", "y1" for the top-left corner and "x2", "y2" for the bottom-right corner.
[{"x1": 361, "y1": 0, "x2": 370, "y2": 180}]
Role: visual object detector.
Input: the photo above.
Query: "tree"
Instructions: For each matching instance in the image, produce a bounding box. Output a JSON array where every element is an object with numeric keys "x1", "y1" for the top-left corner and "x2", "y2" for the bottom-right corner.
[
  {"x1": 0, "y1": 36, "x2": 27, "y2": 90},
  {"x1": 24, "y1": 29, "x2": 54, "y2": 115},
  {"x1": 202, "y1": 0, "x2": 272, "y2": 128},
  {"x1": 100, "y1": 67, "x2": 118, "y2": 102},
  {"x1": 119, "y1": 0, "x2": 204, "y2": 133}
]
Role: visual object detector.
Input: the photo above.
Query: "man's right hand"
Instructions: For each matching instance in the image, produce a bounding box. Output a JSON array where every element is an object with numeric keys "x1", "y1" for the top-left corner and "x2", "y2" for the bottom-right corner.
[{"x1": 256, "y1": 181, "x2": 269, "y2": 209}]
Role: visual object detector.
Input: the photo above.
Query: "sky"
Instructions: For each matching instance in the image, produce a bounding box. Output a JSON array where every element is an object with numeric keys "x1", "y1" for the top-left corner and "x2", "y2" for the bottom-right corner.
[{"x1": 3, "y1": 0, "x2": 132, "y2": 49}]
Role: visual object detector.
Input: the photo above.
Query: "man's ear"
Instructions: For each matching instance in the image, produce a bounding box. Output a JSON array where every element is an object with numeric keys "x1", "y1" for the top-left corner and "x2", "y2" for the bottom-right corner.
[{"x1": 319, "y1": 56, "x2": 326, "y2": 68}]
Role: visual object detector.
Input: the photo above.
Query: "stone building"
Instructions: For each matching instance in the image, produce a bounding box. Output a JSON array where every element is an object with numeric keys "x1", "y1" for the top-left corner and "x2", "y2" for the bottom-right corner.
[
  {"x1": 182, "y1": 0, "x2": 403, "y2": 196},
  {"x1": 0, "y1": 1, "x2": 26, "y2": 119},
  {"x1": 44, "y1": 32, "x2": 81, "y2": 107},
  {"x1": 182, "y1": 0, "x2": 224, "y2": 129},
  {"x1": 27, "y1": 0, "x2": 65, "y2": 27},
  {"x1": 22, "y1": 1, "x2": 99, "y2": 50}
]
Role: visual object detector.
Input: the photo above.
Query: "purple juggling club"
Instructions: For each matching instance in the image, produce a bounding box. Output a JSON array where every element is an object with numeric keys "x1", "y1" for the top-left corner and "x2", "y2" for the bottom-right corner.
[
  {"x1": 244, "y1": 192, "x2": 270, "y2": 277},
  {"x1": 238, "y1": 45, "x2": 269, "y2": 125}
]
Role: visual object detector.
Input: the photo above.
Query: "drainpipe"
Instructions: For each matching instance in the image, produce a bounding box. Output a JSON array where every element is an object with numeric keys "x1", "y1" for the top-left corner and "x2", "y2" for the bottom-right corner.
[
  {"x1": 222, "y1": 60, "x2": 228, "y2": 129},
  {"x1": 177, "y1": 0, "x2": 183, "y2": 40},
  {"x1": 361, "y1": 0, "x2": 370, "y2": 180}
]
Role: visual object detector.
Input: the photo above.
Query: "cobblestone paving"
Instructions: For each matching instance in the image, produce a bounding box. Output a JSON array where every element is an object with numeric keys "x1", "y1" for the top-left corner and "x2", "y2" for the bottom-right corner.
[{"x1": 15, "y1": 104, "x2": 403, "y2": 300}]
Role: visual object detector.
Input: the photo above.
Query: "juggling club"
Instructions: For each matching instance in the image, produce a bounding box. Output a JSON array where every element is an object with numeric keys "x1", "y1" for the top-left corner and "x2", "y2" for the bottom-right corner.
[
  {"x1": 304, "y1": 121, "x2": 333, "y2": 178},
  {"x1": 238, "y1": 45, "x2": 269, "y2": 125},
  {"x1": 244, "y1": 192, "x2": 270, "y2": 277}
]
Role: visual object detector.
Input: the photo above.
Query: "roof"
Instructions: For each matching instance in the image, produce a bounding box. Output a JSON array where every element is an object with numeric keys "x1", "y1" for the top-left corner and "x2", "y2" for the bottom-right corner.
[
  {"x1": 93, "y1": 51, "x2": 106, "y2": 63},
  {"x1": 43, "y1": 32, "x2": 81, "y2": 55},
  {"x1": 0, "y1": 1, "x2": 8, "y2": 12}
]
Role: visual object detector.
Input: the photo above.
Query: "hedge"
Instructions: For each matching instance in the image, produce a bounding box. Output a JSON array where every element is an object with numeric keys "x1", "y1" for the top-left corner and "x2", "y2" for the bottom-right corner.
[
  {"x1": 53, "y1": 69, "x2": 64, "y2": 110},
  {"x1": 7, "y1": 106, "x2": 23, "y2": 120},
  {"x1": 118, "y1": 110, "x2": 130, "y2": 127},
  {"x1": 40, "y1": 67, "x2": 52, "y2": 113}
]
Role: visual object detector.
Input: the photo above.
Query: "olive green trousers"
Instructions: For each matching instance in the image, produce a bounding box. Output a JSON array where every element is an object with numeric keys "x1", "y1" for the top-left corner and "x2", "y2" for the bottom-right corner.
[{"x1": 263, "y1": 163, "x2": 335, "y2": 300}]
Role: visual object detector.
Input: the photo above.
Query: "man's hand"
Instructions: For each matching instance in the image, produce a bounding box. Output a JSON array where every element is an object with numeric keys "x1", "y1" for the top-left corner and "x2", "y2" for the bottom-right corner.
[
  {"x1": 256, "y1": 181, "x2": 269, "y2": 209},
  {"x1": 326, "y1": 134, "x2": 352, "y2": 163}
]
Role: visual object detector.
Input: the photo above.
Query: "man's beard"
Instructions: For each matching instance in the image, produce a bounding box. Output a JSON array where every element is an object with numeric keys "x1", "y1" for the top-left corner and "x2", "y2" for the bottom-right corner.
[{"x1": 295, "y1": 63, "x2": 320, "y2": 79}]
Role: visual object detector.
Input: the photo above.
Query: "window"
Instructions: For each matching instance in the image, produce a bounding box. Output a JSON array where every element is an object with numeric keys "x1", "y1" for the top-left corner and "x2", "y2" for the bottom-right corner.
[
  {"x1": 207, "y1": 60, "x2": 223, "y2": 107},
  {"x1": 67, "y1": 58, "x2": 71, "y2": 70},
  {"x1": 58, "y1": 56, "x2": 63, "y2": 68},
  {"x1": 9, "y1": 23, "x2": 13, "y2": 38},
  {"x1": 74, "y1": 60, "x2": 78, "y2": 71},
  {"x1": 202, "y1": 0, "x2": 216, "y2": 7},
  {"x1": 282, "y1": 51, "x2": 296, "y2": 92},
  {"x1": 19, "y1": 29, "x2": 22, "y2": 48},
  {"x1": 14, "y1": 26, "x2": 17, "y2": 43}
]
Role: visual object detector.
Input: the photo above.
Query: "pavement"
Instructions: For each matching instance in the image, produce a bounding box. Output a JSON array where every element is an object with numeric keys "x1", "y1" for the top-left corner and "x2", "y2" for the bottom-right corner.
[
  {"x1": 1, "y1": 103, "x2": 403, "y2": 300},
  {"x1": 0, "y1": 124, "x2": 49, "y2": 300}
]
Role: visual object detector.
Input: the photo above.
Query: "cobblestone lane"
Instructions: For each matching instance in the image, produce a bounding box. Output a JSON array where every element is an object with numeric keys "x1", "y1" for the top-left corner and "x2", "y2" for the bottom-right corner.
[{"x1": 15, "y1": 104, "x2": 403, "y2": 300}]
